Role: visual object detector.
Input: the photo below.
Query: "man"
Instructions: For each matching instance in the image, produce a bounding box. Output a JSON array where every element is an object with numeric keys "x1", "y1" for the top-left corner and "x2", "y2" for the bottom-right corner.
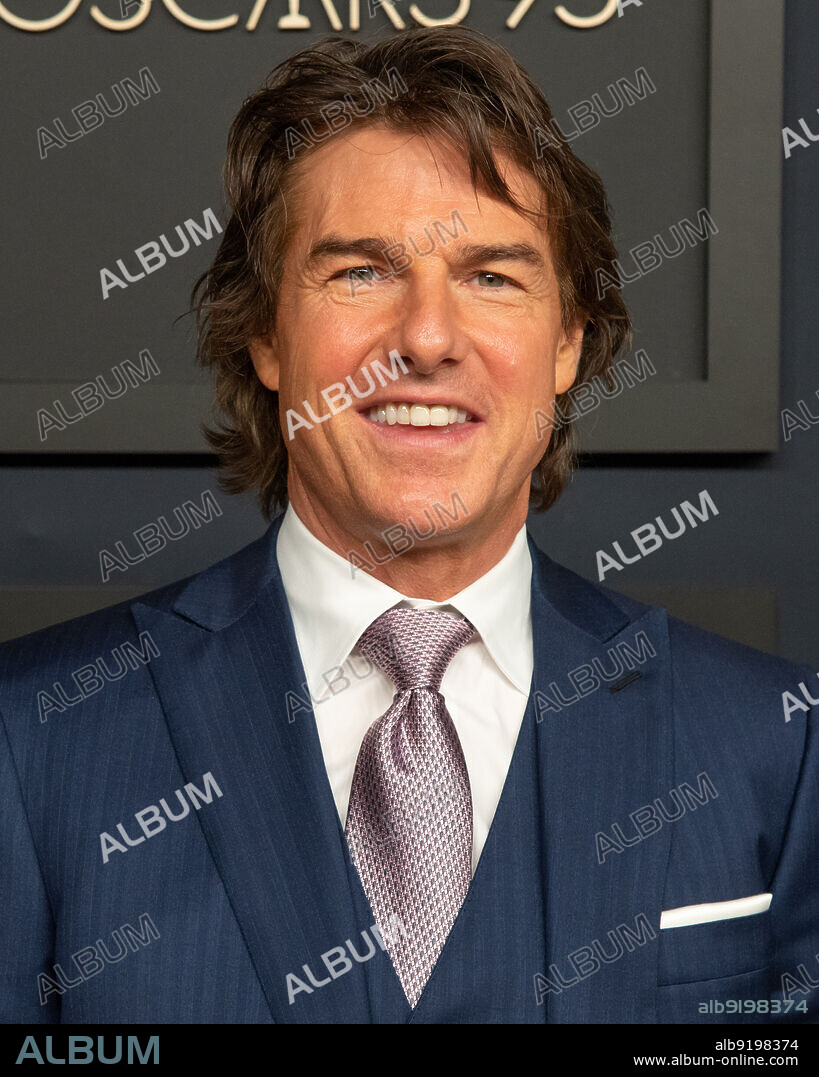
[{"x1": 1, "y1": 27, "x2": 816, "y2": 1025}]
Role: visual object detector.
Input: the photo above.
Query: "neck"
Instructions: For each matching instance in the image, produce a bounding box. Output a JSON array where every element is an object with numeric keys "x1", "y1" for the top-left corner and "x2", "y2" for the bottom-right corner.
[{"x1": 287, "y1": 488, "x2": 530, "y2": 601}]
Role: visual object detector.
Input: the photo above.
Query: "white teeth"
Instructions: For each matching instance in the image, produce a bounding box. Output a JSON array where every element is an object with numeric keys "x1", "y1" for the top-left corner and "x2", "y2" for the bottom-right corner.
[{"x1": 367, "y1": 403, "x2": 473, "y2": 427}]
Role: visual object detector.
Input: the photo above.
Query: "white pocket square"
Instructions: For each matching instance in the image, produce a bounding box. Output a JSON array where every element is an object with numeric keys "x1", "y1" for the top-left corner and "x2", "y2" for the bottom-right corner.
[{"x1": 660, "y1": 892, "x2": 772, "y2": 929}]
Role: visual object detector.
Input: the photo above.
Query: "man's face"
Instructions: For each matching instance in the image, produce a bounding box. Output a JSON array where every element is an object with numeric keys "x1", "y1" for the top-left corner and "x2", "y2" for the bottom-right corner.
[{"x1": 250, "y1": 126, "x2": 584, "y2": 547}]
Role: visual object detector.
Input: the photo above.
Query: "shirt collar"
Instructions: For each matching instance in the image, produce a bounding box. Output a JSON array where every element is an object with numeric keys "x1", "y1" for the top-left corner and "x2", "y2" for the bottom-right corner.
[{"x1": 276, "y1": 504, "x2": 533, "y2": 701}]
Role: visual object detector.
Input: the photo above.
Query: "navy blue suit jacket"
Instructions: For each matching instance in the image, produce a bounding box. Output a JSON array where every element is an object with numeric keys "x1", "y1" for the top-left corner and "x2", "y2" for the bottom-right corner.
[{"x1": 1, "y1": 518, "x2": 817, "y2": 1023}]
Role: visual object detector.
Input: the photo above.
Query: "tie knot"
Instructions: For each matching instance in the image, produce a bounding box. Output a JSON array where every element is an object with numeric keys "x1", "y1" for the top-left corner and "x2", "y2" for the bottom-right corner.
[{"x1": 357, "y1": 607, "x2": 475, "y2": 692}]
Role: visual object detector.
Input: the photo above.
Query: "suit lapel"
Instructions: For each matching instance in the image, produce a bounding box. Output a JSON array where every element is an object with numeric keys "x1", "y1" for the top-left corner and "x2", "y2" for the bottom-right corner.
[
  {"x1": 126, "y1": 520, "x2": 673, "y2": 1023},
  {"x1": 130, "y1": 519, "x2": 373, "y2": 1023},
  {"x1": 528, "y1": 538, "x2": 673, "y2": 1022}
]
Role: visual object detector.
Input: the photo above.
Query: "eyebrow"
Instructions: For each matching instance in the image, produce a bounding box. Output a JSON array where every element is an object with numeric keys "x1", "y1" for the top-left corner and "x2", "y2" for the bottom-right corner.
[
  {"x1": 455, "y1": 242, "x2": 546, "y2": 270},
  {"x1": 306, "y1": 235, "x2": 547, "y2": 271},
  {"x1": 307, "y1": 235, "x2": 399, "y2": 265}
]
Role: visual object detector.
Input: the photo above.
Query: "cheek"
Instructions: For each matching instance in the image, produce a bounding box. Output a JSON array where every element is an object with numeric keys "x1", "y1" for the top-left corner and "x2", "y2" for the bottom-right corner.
[
  {"x1": 277, "y1": 334, "x2": 341, "y2": 403},
  {"x1": 279, "y1": 303, "x2": 380, "y2": 399},
  {"x1": 487, "y1": 328, "x2": 559, "y2": 412}
]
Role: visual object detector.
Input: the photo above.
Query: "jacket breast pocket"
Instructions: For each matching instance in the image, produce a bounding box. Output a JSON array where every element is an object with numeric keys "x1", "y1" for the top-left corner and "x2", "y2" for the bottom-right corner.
[{"x1": 657, "y1": 911, "x2": 774, "y2": 1024}]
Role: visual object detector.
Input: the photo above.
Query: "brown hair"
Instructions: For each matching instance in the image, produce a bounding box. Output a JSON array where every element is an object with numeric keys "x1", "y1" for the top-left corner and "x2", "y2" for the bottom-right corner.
[{"x1": 192, "y1": 26, "x2": 631, "y2": 519}]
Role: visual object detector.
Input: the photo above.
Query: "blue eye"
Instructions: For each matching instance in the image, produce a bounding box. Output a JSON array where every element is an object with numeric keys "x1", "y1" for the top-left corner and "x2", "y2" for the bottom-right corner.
[{"x1": 475, "y1": 271, "x2": 508, "y2": 288}]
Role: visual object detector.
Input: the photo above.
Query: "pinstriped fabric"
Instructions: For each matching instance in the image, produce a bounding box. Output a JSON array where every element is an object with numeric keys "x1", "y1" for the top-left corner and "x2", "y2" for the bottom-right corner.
[
  {"x1": 344, "y1": 608, "x2": 475, "y2": 1007},
  {"x1": 2, "y1": 517, "x2": 817, "y2": 1023},
  {"x1": 0, "y1": 611, "x2": 274, "y2": 1024}
]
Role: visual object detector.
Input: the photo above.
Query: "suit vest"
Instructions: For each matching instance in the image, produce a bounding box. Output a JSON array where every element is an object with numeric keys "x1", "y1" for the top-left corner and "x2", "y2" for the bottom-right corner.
[{"x1": 343, "y1": 696, "x2": 547, "y2": 1023}]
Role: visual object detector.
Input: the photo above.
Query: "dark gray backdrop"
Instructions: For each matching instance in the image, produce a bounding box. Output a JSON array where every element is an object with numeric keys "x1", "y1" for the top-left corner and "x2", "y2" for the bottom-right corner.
[{"x1": 0, "y1": 0, "x2": 817, "y2": 664}]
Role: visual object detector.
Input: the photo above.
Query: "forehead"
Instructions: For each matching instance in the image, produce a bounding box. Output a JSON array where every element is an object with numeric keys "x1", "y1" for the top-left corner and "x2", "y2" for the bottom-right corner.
[{"x1": 284, "y1": 125, "x2": 548, "y2": 250}]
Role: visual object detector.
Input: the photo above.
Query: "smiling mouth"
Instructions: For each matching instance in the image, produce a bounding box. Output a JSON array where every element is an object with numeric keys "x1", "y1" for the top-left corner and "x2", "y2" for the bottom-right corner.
[{"x1": 365, "y1": 402, "x2": 476, "y2": 427}]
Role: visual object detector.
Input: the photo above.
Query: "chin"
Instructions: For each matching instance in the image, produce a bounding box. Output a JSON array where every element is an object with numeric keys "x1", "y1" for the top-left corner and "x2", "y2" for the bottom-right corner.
[{"x1": 356, "y1": 483, "x2": 479, "y2": 544}]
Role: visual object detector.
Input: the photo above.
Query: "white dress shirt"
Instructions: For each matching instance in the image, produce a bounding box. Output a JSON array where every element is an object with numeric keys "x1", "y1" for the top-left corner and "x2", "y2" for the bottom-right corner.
[{"x1": 276, "y1": 504, "x2": 534, "y2": 872}]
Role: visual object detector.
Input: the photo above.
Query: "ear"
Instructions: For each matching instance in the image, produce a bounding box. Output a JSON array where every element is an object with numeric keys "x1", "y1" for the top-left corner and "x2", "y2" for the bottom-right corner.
[
  {"x1": 248, "y1": 332, "x2": 280, "y2": 393},
  {"x1": 554, "y1": 315, "x2": 586, "y2": 396}
]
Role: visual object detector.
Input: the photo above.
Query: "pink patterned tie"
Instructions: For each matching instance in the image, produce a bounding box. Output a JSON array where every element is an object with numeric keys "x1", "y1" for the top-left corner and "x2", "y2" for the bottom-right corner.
[{"x1": 345, "y1": 606, "x2": 476, "y2": 1008}]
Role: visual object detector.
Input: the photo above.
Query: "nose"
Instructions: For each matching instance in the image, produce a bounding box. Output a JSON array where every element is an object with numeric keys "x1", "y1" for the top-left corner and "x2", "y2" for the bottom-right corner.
[{"x1": 389, "y1": 261, "x2": 469, "y2": 375}]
